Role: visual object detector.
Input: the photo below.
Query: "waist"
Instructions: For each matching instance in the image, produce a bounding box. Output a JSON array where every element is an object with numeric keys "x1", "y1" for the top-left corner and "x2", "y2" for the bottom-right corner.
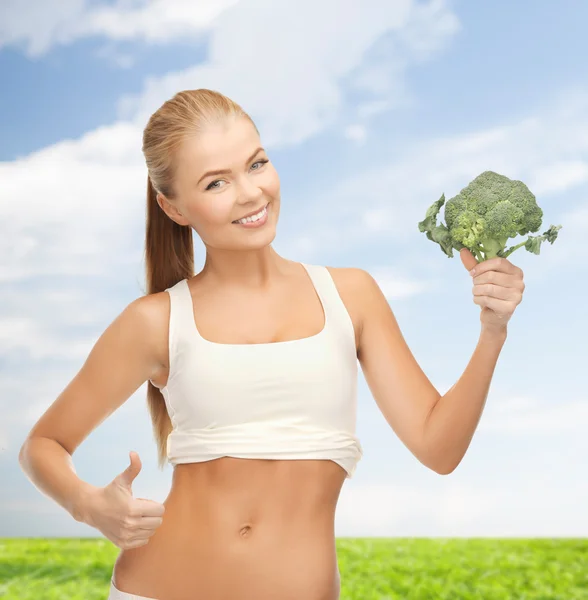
[
  {"x1": 113, "y1": 458, "x2": 344, "y2": 599},
  {"x1": 115, "y1": 539, "x2": 340, "y2": 600}
]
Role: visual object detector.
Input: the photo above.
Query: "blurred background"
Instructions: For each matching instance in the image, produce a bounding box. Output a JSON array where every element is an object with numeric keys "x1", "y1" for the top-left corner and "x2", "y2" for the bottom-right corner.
[{"x1": 0, "y1": 0, "x2": 586, "y2": 539}]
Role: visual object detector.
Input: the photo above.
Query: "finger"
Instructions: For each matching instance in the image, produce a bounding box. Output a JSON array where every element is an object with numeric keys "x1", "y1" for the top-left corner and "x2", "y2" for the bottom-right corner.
[
  {"x1": 132, "y1": 499, "x2": 166, "y2": 518},
  {"x1": 472, "y1": 257, "x2": 522, "y2": 277},
  {"x1": 473, "y1": 270, "x2": 524, "y2": 290},
  {"x1": 123, "y1": 537, "x2": 150, "y2": 549},
  {"x1": 473, "y1": 295, "x2": 517, "y2": 313},
  {"x1": 123, "y1": 527, "x2": 152, "y2": 540},
  {"x1": 473, "y1": 283, "x2": 521, "y2": 302},
  {"x1": 128, "y1": 527, "x2": 158, "y2": 541},
  {"x1": 124, "y1": 515, "x2": 163, "y2": 529},
  {"x1": 136, "y1": 516, "x2": 163, "y2": 529}
]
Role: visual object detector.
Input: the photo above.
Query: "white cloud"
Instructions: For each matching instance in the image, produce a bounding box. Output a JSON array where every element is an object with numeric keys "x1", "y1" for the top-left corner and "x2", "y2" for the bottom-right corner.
[
  {"x1": 530, "y1": 160, "x2": 588, "y2": 196},
  {"x1": 76, "y1": 0, "x2": 240, "y2": 44},
  {"x1": 0, "y1": 0, "x2": 461, "y2": 103},
  {"x1": 0, "y1": 325, "x2": 95, "y2": 361},
  {"x1": 0, "y1": 0, "x2": 85, "y2": 57},
  {"x1": 537, "y1": 203, "x2": 588, "y2": 269},
  {"x1": 0, "y1": 0, "x2": 238, "y2": 57},
  {"x1": 357, "y1": 99, "x2": 395, "y2": 119},
  {"x1": 344, "y1": 125, "x2": 368, "y2": 146},
  {"x1": 0, "y1": 121, "x2": 145, "y2": 282},
  {"x1": 480, "y1": 398, "x2": 588, "y2": 434},
  {"x1": 336, "y1": 478, "x2": 588, "y2": 537},
  {"x1": 117, "y1": 0, "x2": 459, "y2": 148},
  {"x1": 370, "y1": 267, "x2": 433, "y2": 300},
  {"x1": 93, "y1": 42, "x2": 136, "y2": 69}
]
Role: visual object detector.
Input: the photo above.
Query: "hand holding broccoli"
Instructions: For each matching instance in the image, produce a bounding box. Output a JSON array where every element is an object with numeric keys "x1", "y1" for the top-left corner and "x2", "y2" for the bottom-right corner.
[
  {"x1": 418, "y1": 170, "x2": 559, "y2": 333},
  {"x1": 459, "y1": 248, "x2": 525, "y2": 333},
  {"x1": 418, "y1": 171, "x2": 562, "y2": 262}
]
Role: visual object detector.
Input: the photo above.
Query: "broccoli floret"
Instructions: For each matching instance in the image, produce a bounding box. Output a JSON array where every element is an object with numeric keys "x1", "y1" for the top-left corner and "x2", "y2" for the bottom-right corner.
[{"x1": 418, "y1": 170, "x2": 562, "y2": 262}]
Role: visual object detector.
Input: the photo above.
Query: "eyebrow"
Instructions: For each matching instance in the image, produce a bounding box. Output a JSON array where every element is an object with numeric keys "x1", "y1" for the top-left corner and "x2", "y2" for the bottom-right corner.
[{"x1": 197, "y1": 147, "x2": 265, "y2": 186}]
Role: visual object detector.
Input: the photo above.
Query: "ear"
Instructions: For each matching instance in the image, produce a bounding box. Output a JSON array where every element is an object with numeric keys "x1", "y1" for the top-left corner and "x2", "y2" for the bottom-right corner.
[{"x1": 157, "y1": 194, "x2": 190, "y2": 227}]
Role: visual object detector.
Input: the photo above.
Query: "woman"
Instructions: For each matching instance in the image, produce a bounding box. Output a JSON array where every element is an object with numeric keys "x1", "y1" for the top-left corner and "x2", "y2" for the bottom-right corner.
[{"x1": 18, "y1": 89, "x2": 522, "y2": 600}]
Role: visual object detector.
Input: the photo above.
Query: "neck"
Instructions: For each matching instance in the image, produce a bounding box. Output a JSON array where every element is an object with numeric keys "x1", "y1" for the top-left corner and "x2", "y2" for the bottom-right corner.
[{"x1": 200, "y1": 245, "x2": 291, "y2": 289}]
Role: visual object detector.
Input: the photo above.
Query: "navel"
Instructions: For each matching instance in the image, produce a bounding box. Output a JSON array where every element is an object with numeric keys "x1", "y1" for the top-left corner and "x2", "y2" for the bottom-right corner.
[{"x1": 238, "y1": 523, "x2": 253, "y2": 538}]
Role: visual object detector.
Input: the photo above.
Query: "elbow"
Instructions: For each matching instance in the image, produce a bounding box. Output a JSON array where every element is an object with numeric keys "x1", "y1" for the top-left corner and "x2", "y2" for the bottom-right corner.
[
  {"x1": 433, "y1": 463, "x2": 457, "y2": 476},
  {"x1": 420, "y1": 430, "x2": 461, "y2": 475},
  {"x1": 418, "y1": 452, "x2": 458, "y2": 475},
  {"x1": 18, "y1": 437, "x2": 30, "y2": 467},
  {"x1": 431, "y1": 456, "x2": 462, "y2": 475},
  {"x1": 422, "y1": 448, "x2": 460, "y2": 475},
  {"x1": 18, "y1": 435, "x2": 37, "y2": 468}
]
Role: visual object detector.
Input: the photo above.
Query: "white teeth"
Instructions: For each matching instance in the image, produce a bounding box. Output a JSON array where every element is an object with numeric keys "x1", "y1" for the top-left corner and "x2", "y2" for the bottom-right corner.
[{"x1": 235, "y1": 205, "x2": 267, "y2": 225}]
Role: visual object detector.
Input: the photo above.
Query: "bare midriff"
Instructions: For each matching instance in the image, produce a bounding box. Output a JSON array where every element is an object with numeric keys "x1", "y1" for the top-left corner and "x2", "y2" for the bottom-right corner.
[{"x1": 112, "y1": 457, "x2": 347, "y2": 600}]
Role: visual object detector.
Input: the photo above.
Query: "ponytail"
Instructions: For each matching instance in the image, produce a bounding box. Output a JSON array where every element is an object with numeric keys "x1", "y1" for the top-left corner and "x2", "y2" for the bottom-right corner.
[
  {"x1": 145, "y1": 174, "x2": 194, "y2": 294},
  {"x1": 144, "y1": 174, "x2": 194, "y2": 469}
]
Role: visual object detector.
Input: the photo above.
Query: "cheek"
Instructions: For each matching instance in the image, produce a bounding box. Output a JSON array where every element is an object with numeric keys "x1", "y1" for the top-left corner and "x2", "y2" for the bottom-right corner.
[
  {"x1": 198, "y1": 198, "x2": 235, "y2": 224},
  {"x1": 265, "y1": 169, "x2": 281, "y2": 198}
]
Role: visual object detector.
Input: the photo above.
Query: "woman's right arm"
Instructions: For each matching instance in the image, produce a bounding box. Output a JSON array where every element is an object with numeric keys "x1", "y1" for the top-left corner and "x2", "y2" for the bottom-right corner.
[{"x1": 18, "y1": 292, "x2": 168, "y2": 526}]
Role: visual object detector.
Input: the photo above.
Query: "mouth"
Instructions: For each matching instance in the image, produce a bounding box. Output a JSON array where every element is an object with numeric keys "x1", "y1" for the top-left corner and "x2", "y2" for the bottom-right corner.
[{"x1": 232, "y1": 203, "x2": 269, "y2": 225}]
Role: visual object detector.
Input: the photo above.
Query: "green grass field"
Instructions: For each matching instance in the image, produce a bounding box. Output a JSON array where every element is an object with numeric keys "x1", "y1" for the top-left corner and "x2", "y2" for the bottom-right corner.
[{"x1": 1, "y1": 538, "x2": 587, "y2": 599}]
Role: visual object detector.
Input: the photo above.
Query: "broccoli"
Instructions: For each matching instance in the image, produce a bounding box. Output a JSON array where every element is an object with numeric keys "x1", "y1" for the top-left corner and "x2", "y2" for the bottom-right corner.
[{"x1": 418, "y1": 170, "x2": 562, "y2": 262}]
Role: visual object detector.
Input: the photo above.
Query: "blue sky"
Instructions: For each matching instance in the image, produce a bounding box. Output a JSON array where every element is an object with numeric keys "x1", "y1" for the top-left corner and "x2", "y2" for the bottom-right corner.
[{"x1": 1, "y1": 0, "x2": 587, "y2": 538}]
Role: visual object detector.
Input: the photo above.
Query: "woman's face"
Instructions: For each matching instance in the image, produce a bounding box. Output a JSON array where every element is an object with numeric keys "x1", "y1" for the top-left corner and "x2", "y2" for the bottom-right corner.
[{"x1": 159, "y1": 116, "x2": 281, "y2": 251}]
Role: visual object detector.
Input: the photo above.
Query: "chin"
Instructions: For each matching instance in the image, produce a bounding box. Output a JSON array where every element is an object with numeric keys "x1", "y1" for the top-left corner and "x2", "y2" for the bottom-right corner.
[{"x1": 242, "y1": 228, "x2": 277, "y2": 248}]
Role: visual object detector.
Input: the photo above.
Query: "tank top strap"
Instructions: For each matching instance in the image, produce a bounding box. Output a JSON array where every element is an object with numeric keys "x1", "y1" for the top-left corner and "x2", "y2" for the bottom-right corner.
[
  {"x1": 301, "y1": 263, "x2": 356, "y2": 348},
  {"x1": 164, "y1": 278, "x2": 194, "y2": 355}
]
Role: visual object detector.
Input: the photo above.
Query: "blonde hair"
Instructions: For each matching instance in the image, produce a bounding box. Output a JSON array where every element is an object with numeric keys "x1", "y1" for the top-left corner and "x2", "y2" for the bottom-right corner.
[{"x1": 142, "y1": 89, "x2": 258, "y2": 469}]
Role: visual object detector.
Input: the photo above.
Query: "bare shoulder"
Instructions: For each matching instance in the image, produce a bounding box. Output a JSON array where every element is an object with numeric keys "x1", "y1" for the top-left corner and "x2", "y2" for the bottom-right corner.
[
  {"x1": 22, "y1": 289, "x2": 171, "y2": 455},
  {"x1": 324, "y1": 266, "x2": 375, "y2": 352},
  {"x1": 325, "y1": 265, "x2": 374, "y2": 296},
  {"x1": 107, "y1": 290, "x2": 173, "y2": 385},
  {"x1": 136, "y1": 290, "x2": 174, "y2": 381},
  {"x1": 107, "y1": 290, "x2": 171, "y2": 369},
  {"x1": 131, "y1": 290, "x2": 171, "y2": 352}
]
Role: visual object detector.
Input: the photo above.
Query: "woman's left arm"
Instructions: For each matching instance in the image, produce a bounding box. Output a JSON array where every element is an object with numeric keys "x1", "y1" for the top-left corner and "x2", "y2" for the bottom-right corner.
[{"x1": 355, "y1": 250, "x2": 524, "y2": 475}]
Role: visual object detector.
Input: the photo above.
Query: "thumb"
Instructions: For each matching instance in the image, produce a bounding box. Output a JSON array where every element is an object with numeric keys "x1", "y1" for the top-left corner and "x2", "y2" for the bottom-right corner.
[
  {"x1": 459, "y1": 248, "x2": 478, "y2": 272},
  {"x1": 117, "y1": 451, "x2": 142, "y2": 490}
]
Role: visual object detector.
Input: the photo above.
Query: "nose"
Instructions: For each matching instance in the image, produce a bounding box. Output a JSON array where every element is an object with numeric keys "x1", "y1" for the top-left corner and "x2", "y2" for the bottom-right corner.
[{"x1": 236, "y1": 176, "x2": 264, "y2": 205}]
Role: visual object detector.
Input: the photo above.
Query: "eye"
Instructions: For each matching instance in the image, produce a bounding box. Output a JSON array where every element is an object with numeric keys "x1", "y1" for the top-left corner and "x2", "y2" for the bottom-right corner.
[
  {"x1": 205, "y1": 159, "x2": 269, "y2": 191},
  {"x1": 251, "y1": 159, "x2": 269, "y2": 171}
]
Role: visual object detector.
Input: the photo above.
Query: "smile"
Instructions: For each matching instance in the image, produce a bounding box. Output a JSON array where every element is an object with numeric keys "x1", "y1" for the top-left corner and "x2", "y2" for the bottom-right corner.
[{"x1": 232, "y1": 203, "x2": 269, "y2": 228}]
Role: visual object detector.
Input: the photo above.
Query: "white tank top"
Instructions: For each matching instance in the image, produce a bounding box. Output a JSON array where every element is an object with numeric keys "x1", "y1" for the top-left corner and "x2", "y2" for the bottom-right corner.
[{"x1": 155, "y1": 262, "x2": 363, "y2": 478}]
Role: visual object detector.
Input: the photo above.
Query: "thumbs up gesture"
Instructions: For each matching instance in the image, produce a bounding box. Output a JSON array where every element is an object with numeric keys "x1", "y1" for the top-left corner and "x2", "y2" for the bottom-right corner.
[{"x1": 83, "y1": 451, "x2": 166, "y2": 550}]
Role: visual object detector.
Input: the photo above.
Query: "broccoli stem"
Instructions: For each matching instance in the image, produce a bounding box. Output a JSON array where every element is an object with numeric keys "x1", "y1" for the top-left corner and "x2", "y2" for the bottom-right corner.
[
  {"x1": 502, "y1": 239, "x2": 529, "y2": 258},
  {"x1": 478, "y1": 237, "x2": 508, "y2": 261},
  {"x1": 471, "y1": 246, "x2": 485, "y2": 262}
]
